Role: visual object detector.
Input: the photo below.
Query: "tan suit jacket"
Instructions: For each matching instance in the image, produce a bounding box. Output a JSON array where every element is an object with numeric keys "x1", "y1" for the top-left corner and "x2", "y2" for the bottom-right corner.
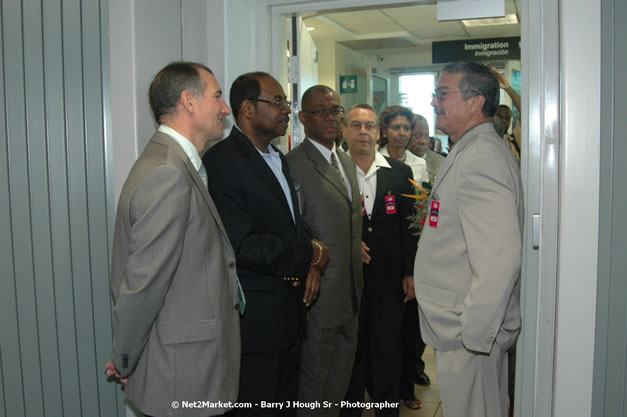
[
  {"x1": 414, "y1": 122, "x2": 523, "y2": 354},
  {"x1": 111, "y1": 132, "x2": 241, "y2": 416}
]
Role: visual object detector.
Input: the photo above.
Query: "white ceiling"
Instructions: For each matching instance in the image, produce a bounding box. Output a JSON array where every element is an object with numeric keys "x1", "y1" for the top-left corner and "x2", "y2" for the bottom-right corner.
[{"x1": 302, "y1": 1, "x2": 521, "y2": 54}]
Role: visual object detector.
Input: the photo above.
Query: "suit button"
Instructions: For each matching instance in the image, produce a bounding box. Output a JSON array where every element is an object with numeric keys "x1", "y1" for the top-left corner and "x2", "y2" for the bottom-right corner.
[
  {"x1": 234, "y1": 303, "x2": 239, "y2": 310},
  {"x1": 367, "y1": 227, "x2": 373, "y2": 232},
  {"x1": 228, "y1": 262, "x2": 235, "y2": 269}
]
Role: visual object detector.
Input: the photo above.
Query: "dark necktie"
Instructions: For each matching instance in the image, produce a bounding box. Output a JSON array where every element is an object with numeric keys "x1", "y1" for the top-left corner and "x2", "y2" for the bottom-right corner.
[{"x1": 330, "y1": 152, "x2": 348, "y2": 194}]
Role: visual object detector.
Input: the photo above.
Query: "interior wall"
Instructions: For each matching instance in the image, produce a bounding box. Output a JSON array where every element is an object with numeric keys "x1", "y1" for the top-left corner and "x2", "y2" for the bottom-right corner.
[
  {"x1": 316, "y1": 40, "x2": 337, "y2": 91},
  {"x1": 334, "y1": 43, "x2": 369, "y2": 109},
  {"x1": 110, "y1": 0, "x2": 229, "y2": 199}
]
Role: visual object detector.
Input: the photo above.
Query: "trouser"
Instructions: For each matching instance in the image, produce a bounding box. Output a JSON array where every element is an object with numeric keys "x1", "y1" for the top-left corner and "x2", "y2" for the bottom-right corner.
[
  {"x1": 297, "y1": 316, "x2": 359, "y2": 417},
  {"x1": 436, "y1": 343, "x2": 509, "y2": 417}
]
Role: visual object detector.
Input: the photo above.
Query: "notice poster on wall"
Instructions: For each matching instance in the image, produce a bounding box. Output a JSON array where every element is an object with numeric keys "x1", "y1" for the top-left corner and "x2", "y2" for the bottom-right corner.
[{"x1": 432, "y1": 37, "x2": 521, "y2": 63}]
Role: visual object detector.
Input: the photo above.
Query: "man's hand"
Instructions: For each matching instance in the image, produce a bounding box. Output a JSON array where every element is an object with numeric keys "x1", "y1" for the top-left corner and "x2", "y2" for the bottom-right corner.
[
  {"x1": 402, "y1": 275, "x2": 415, "y2": 303},
  {"x1": 361, "y1": 241, "x2": 371, "y2": 264},
  {"x1": 105, "y1": 359, "x2": 128, "y2": 384},
  {"x1": 302, "y1": 265, "x2": 321, "y2": 307},
  {"x1": 311, "y1": 239, "x2": 330, "y2": 270}
]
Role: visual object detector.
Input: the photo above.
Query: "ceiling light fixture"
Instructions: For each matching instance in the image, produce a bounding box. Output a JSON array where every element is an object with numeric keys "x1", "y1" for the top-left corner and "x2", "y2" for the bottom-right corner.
[
  {"x1": 306, "y1": 26, "x2": 316, "y2": 31},
  {"x1": 462, "y1": 13, "x2": 519, "y2": 27}
]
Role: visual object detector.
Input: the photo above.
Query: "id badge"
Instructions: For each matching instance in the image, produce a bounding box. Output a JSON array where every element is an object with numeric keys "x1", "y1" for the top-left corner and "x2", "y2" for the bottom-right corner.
[
  {"x1": 385, "y1": 194, "x2": 397, "y2": 215},
  {"x1": 429, "y1": 199, "x2": 440, "y2": 228}
]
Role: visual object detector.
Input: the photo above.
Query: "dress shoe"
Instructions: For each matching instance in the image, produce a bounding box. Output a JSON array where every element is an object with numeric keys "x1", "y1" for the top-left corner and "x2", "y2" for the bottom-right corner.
[{"x1": 415, "y1": 371, "x2": 431, "y2": 386}]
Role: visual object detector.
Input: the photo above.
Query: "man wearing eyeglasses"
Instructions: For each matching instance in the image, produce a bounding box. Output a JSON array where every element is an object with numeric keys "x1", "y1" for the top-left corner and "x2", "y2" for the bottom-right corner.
[
  {"x1": 414, "y1": 62, "x2": 523, "y2": 417},
  {"x1": 340, "y1": 104, "x2": 417, "y2": 417},
  {"x1": 203, "y1": 72, "x2": 329, "y2": 416},
  {"x1": 286, "y1": 85, "x2": 364, "y2": 417}
]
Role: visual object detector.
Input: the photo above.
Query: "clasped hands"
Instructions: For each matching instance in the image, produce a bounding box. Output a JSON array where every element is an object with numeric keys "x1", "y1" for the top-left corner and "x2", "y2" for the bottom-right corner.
[{"x1": 104, "y1": 359, "x2": 127, "y2": 385}]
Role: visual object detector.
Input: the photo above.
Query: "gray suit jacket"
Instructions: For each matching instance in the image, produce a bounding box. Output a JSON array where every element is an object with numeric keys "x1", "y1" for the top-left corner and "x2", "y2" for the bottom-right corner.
[
  {"x1": 111, "y1": 132, "x2": 241, "y2": 417},
  {"x1": 286, "y1": 138, "x2": 363, "y2": 328},
  {"x1": 424, "y1": 148, "x2": 445, "y2": 184},
  {"x1": 414, "y1": 122, "x2": 523, "y2": 354}
]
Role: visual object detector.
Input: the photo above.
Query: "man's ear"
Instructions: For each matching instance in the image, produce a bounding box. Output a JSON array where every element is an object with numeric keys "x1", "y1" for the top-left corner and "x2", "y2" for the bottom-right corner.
[
  {"x1": 240, "y1": 99, "x2": 255, "y2": 118},
  {"x1": 179, "y1": 90, "x2": 196, "y2": 114},
  {"x1": 469, "y1": 94, "x2": 486, "y2": 114},
  {"x1": 298, "y1": 111, "x2": 306, "y2": 125}
]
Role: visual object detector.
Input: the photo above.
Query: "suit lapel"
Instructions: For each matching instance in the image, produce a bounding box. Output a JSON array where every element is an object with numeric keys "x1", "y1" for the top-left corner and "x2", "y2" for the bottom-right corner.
[
  {"x1": 372, "y1": 166, "x2": 391, "y2": 219},
  {"x1": 303, "y1": 139, "x2": 350, "y2": 202},
  {"x1": 151, "y1": 132, "x2": 232, "y2": 245},
  {"x1": 231, "y1": 129, "x2": 295, "y2": 225}
]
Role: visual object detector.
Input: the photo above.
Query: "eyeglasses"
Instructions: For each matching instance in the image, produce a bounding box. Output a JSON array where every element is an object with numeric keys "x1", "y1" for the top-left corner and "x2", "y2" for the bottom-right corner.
[
  {"x1": 301, "y1": 107, "x2": 345, "y2": 118},
  {"x1": 249, "y1": 97, "x2": 292, "y2": 109},
  {"x1": 432, "y1": 90, "x2": 480, "y2": 101},
  {"x1": 347, "y1": 121, "x2": 377, "y2": 131}
]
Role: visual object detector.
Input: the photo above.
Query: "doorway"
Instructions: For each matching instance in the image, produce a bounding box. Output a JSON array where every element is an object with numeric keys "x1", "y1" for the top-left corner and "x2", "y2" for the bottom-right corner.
[{"x1": 267, "y1": 1, "x2": 560, "y2": 416}]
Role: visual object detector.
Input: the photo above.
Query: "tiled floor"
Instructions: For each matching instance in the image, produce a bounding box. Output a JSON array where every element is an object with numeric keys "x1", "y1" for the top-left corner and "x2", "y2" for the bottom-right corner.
[{"x1": 362, "y1": 346, "x2": 443, "y2": 417}]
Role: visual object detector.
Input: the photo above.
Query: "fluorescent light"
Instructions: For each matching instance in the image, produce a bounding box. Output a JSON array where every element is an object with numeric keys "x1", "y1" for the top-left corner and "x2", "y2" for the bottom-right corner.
[
  {"x1": 306, "y1": 26, "x2": 316, "y2": 31},
  {"x1": 462, "y1": 14, "x2": 518, "y2": 27}
]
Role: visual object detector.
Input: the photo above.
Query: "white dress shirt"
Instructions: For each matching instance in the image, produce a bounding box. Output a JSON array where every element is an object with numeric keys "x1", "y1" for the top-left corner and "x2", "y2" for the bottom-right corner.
[
  {"x1": 158, "y1": 124, "x2": 203, "y2": 171},
  {"x1": 347, "y1": 151, "x2": 391, "y2": 219}
]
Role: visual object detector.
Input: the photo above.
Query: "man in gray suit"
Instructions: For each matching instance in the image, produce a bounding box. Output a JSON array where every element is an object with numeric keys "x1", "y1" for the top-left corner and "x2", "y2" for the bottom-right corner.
[
  {"x1": 286, "y1": 85, "x2": 364, "y2": 417},
  {"x1": 414, "y1": 62, "x2": 523, "y2": 417},
  {"x1": 105, "y1": 62, "x2": 241, "y2": 417}
]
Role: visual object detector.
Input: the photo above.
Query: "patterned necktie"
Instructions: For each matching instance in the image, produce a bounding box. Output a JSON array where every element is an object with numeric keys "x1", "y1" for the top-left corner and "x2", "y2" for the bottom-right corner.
[
  {"x1": 330, "y1": 152, "x2": 348, "y2": 194},
  {"x1": 198, "y1": 165, "x2": 208, "y2": 187}
]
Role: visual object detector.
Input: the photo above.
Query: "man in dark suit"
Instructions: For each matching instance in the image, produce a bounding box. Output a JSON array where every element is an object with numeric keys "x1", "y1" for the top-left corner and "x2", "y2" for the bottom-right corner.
[
  {"x1": 340, "y1": 105, "x2": 418, "y2": 417},
  {"x1": 286, "y1": 85, "x2": 363, "y2": 417},
  {"x1": 105, "y1": 62, "x2": 240, "y2": 417},
  {"x1": 203, "y1": 72, "x2": 329, "y2": 417}
]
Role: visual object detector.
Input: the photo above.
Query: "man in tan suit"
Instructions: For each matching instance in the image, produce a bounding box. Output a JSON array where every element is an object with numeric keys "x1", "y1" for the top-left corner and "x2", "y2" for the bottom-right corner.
[
  {"x1": 105, "y1": 62, "x2": 241, "y2": 417},
  {"x1": 414, "y1": 62, "x2": 523, "y2": 417},
  {"x1": 286, "y1": 85, "x2": 363, "y2": 417}
]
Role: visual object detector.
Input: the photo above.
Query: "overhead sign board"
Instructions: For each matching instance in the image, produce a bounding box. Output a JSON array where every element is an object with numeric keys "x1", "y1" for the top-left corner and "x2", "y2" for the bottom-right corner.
[{"x1": 432, "y1": 37, "x2": 521, "y2": 63}]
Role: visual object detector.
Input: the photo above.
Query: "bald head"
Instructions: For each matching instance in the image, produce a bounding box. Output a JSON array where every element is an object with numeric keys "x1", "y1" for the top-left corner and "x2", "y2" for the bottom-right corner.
[{"x1": 301, "y1": 85, "x2": 336, "y2": 109}]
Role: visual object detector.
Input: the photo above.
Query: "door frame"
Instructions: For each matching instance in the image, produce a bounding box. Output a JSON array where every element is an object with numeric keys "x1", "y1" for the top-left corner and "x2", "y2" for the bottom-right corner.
[{"x1": 265, "y1": 1, "x2": 562, "y2": 416}]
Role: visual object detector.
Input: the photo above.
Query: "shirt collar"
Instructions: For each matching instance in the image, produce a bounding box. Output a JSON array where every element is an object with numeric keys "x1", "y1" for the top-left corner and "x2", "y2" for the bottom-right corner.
[
  {"x1": 347, "y1": 150, "x2": 391, "y2": 178},
  {"x1": 158, "y1": 124, "x2": 202, "y2": 171},
  {"x1": 307, "y1": 137, "x2": 338, "y2": 164}
]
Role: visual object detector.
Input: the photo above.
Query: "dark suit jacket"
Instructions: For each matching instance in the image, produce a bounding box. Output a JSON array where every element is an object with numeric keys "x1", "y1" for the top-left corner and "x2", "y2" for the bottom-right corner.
[
  {"x1": 203, "y1": 127, "x2": 313, "y2": 354},
  {"x1": 111, "y1": 132, "x2": 240, "y2": 417},
  {"x1": 286, "y1": 138, "x2": 363, "y2": 328},
  {"x1": 362, "y1": 157, "x2": 417, "y2": 296}
]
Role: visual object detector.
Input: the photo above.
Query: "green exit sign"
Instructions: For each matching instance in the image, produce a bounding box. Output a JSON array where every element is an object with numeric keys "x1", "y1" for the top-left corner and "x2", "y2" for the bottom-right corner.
[{"x1": 340, "y1": 75, "x2": 357, "y2": 93}]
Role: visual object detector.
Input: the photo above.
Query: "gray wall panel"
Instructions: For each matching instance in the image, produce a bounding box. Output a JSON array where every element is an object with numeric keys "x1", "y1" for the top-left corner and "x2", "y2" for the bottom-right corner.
[
  {"x1": 22, "y1": 1, "x2": 64, "y2": 415},
  {"x1": 0, "y1": 2, "x2": 26, "y2": 416},
  {"x1": 3, "y1": 0, "x2": 44, "y2": 414},
  {"x1": 594, "y1": 0, "x2": 627, "y2": 416},
  {"x1": 42, "y1": 0, "x2": 84, "y2": 414},
  {"x1": 0, "y1": 0, "x2": 121, "y2": 415}
]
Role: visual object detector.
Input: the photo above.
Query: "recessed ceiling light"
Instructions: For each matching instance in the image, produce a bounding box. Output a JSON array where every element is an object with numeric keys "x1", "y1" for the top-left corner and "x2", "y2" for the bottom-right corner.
[
  {"x1": 306, "y1": 26, "x2": 316, "y2": 31},
  {"x1": 462, "y1": 14, "x2": 519, "y2": 27}
]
